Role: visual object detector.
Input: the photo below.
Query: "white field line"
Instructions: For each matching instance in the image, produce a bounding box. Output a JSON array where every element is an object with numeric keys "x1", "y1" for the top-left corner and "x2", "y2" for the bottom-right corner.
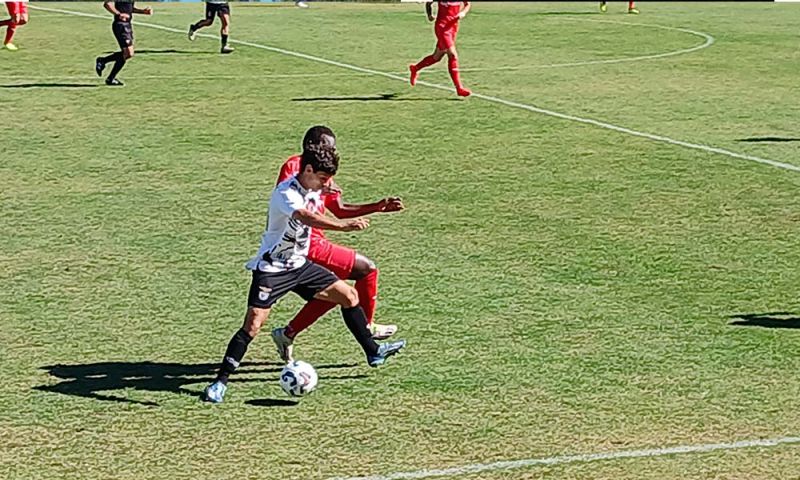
[
  {"x1": 30, "y1": 5, "x2": 800, "y2": 174},
  {"x1": 328, "y1": 436, "x2": 800, "y2": 480},
  {"x1": 0, "y1": 72, "x2": 371, "y2": 80},
  {"x1": 34, "y1": 8, "x2": 714, "y2": 73},
  {"x1": 460, "y1": 18, "x2": 715, "y2": 72}
]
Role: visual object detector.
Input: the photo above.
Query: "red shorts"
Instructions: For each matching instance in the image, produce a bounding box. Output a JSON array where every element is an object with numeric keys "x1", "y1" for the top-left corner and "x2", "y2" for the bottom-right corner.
[
  {"x1": 7, "y1": 2, "x2": 28, "y2": 16},
  {"x1": 308, "y1": 240, "x2": 356, "y2": 280},
  {"x1": 435, "y1": 21, "x2": 458, "y2": 50}
]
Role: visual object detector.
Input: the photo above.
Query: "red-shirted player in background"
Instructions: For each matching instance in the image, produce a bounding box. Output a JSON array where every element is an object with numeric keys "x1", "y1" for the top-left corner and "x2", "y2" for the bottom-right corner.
[
  {"x1": 270, "y1": 126, "x2": 404, "y2": 362},
  {"x1": 0, "y1": 1, "x2": 29, "y2": 51},
  {"x1": 409, "y1": 1, "x2": 471, "y2": 97}
]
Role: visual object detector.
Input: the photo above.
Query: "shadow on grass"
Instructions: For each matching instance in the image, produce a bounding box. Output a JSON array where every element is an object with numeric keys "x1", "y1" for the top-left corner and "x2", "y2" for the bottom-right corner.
[
  {"x1": 292, "y1": 92, "x2": 460, "y2": 102},
  {"x1": 1, "y1": 83, "x2": 99, "y2": 89},
  {"x1": 101, "y1": 49, "x2": 216, "y2": 56},
  {"x1": 728, "y1": 312, "x2": 800, "y2": 329},
  {"x1": 736, "y1": 137, "x2": 800, "y2": 143},
  {"x1": 34, "y1": 361, "x2": 359, "y2": 406}
]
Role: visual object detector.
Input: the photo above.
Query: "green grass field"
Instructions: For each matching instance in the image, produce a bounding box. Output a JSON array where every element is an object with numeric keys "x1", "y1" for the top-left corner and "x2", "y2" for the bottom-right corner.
[{"x1": 2, "y1": 2, "x2": 800, "y2": 479}]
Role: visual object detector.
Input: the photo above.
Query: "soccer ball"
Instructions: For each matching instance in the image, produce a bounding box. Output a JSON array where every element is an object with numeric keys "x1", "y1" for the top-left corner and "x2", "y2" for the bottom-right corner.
[{"x1": 279, "y1": 360, "x2": 318, "y2": 397}]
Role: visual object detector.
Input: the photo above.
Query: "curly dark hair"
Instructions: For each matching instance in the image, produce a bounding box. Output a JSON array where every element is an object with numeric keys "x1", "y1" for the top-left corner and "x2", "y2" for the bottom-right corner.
[
  {"x1": 302, "y1": 125, "x2": 336, "y2": 150},
  {"x1": 300, "y1": 144, "x2": 339, "y2": 175}
]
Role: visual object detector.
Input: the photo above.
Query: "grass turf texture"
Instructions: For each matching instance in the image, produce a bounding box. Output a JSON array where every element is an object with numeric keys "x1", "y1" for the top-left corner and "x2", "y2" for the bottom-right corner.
[{"x1": 1, "y1": 2, "x2": 799, "y2": 479}]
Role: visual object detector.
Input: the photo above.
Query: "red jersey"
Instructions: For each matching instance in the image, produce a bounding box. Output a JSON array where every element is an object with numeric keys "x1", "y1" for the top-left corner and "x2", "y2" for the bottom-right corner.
[
  {"x1": 276, "y1": 155, "x2": 340, "y2": 242},
  {"x1": 436, "y1": 1, "x2": 463, "y2": 26}
]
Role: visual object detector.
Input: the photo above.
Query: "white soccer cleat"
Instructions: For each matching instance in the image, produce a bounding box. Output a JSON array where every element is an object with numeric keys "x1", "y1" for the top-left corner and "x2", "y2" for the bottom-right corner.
[
  {"x1": 370, "y1": 323, "x2": 398, "y2": 340},
  {"x1": 271, "y1": 327, "x2": 294, "y2": 363},
  {"x1": 295, "y1": 1, "x2": 310, "y2": 8}
]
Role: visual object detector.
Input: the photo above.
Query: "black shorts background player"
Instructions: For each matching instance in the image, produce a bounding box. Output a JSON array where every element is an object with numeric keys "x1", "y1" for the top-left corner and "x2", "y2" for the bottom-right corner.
[
  {"x1": 188, "y1": 0, "x2": 234, "y2": 54},
  {"x1": 95, "y1": 0, "x2": 152, "y2": 86}
]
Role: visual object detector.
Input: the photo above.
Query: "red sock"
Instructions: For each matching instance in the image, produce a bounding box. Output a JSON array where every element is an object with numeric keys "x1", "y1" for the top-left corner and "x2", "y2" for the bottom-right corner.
[
  {"x1": 285, "y1": 299, "x2": 336, "y2": 338},
  {"x1": 448, "y1": 56, "x2": 464, "y2": 90},
  {"x1": 628, "y1": 1, "x2": 635, "y2": 8},
  {"x1": 5, "y1": 24, "x2": 16, "y2": 45},
  {"x1": 355, "y1": 269, "x2": 378, "y2": 326},
  {"x1": 414, "y1": 54, "x2": 439, "y2": 72}
]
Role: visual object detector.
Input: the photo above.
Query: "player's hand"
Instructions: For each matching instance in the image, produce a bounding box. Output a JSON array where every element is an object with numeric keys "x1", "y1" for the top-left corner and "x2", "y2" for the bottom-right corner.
[
  {"x1": 379, "y1": 197, "x2": 404, "y2": 213},
  {"x1": 457, "y1": 11, "x2": 467, "y2": 19},
  {"x1": 142, "y1": 7, "x2": 153, "y2": 15},
  {"x1": 427, "y1": 14, "x2": 435, "y2": 22},
  {"x1": 118, "y1": 13, "x2": 131, "y2": 21},
  {"x1": 341, "y1": 218, "x2": 370, "y2": 232}
]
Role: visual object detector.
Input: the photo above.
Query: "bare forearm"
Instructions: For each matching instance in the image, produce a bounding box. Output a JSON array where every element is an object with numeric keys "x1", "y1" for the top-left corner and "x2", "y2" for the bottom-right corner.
[
  {"x1": 293, "y1": 209, "x2": 348, "y2": 231},
  {"x1": 331, "y1": 202, "x2": 383, "y2": 219},
  {"x1": 104, "y1": 2, "x2": 119, "y2": 15}
]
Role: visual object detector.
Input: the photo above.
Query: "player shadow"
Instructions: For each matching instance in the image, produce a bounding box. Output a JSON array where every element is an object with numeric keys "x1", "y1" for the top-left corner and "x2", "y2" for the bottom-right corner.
[
  {"x1": 105, "y1": 49, "x2": 216, "y2": 56},
  {"x1": 535, "y1": 11, "x2": 604, "y2": 15},
  {"x1": 1, "y1": 83, "x2": 99, "y2": 89},
  {"x1": 245, "y1": 373, "x2": 369, "y2": 408},
  {"x1": 736, "y1": 137, "x2": 800, "y2": 143},
  {"x1": 34, "y1": 360, "x2": 360, "y2": 406},
  {"x1": 727, "y1": 312, "x2": 800, "y2": 329},
  {"x1": 292, "y1": 92, "x2": 457, "y2": 102}
]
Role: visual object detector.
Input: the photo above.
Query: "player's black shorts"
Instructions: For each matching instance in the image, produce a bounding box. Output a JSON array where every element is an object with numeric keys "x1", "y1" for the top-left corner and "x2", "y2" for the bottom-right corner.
[
  {"x1": 247, "y1": 262, "x2": 338, "y2": 309},
  {"x1": 205, "y1": 2, "x2": 231, "y2": 20},
  {"x1": 112, "y1": 21, "x2": 134, "y2": 49}
]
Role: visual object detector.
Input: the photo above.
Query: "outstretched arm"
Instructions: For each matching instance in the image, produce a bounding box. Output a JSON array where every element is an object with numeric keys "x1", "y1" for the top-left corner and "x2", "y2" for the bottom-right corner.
[
  {"x1": 426, "y1": 1, "x2": 434, "y2": 22},
  {"x1": 326, "y1": 196, "x2": 404, "y2": 219},
  {"x1": 133, "y1": 6, "x2": 153, "y2": 15},
  {"x1": 292, "y1": 209, "x2": 369, "y2": 232}
]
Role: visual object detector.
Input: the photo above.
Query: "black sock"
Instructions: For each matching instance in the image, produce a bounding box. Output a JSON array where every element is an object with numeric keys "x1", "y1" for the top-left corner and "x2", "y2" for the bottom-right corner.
[
  {"x1": 341, "y1": 306, "x2": 379, "y2": 357},
  {"x1": 100, "y1": 51, "x2": 123, "y2": 64},
  {"x1": 107, "y1": 54, "x2": 127, "y2": 81},
  {"x1": 216, "y1": 328, "x2": 253, "y2": 384},
  {"x1": 221, "y1": 34, "x2": 228, "y2": 48},
  {"x1": 191, "y1": 21, "x2": 203, "y2": 31}
]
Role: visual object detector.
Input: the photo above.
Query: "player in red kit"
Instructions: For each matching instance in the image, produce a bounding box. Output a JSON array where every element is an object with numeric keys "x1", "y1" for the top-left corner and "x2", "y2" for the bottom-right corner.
[
  {"x1": 0, "y1": 2, "x2": 29, "y2": 51},
  {"x1": 600, "y1": 1, "x2": 639, "y2": 14},
  {"x1": 270, "y1": 126, "x2": 404, "y2": 362},
  {"x1": 409, "y1": 1, "x2": 471, "y2": 97}
]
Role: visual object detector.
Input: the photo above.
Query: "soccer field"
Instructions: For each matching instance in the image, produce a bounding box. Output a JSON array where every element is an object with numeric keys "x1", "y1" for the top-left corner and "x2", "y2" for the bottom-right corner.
[{"x1": 2, "y1": 1, "x2": 800, "y2": 479}]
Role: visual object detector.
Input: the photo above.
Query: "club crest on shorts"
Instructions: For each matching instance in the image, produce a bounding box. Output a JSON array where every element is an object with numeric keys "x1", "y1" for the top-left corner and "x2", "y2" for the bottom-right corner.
[{"x1": 258, "y1": 286, "x2": 272, "y2": 302}]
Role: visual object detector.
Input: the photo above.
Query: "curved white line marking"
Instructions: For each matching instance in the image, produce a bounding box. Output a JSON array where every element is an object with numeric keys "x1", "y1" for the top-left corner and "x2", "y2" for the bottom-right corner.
[
  {"x1": 462, "y1": 19, "x2": 715, "y2": 73},
  {"x1": 329, "y1": 436, "x2": 800, "y2": 480}
]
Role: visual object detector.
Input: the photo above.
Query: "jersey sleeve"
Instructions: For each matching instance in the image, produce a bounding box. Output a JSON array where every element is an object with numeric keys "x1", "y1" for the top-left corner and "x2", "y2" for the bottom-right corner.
[
  {"x1": 322, "y1": 192, "x2": 341, "y2": 211},
  {"x1": 276, "y1": 163, "x2": 295, "y2": 186},
  {"x1": 272, "y1": 184, "x2": 306, "y2": 217}
]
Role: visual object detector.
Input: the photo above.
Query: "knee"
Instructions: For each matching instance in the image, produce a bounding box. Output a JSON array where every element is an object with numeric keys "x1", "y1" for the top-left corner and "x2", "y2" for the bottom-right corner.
[
  {"x1": 342, "y1": 287, "x2": 360, "y2": 308},
  {"x1": 242, "y1": 309, "x2": 267, "y2": 337},
  {"x1": 350, "y1": 255, "x2": 377, "y2": 281}
]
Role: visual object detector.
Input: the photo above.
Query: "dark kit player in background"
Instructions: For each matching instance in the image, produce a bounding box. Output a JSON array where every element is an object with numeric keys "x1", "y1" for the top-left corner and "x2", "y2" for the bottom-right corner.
[
  {"x1": 95, "y1": 0, "x2": 152, "y2": 86},
  {"x1": 188, "y1": 0, "x2": 234, "y2": 54}
]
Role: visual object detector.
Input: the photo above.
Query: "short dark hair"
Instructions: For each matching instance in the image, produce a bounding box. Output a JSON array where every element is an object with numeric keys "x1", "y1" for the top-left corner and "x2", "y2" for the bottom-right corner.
[
  {"x1": 302, "y1": 125, "x2": 336, "y2": 150},
  {"x1": 300, "y1": 144, "x2": 339, "y2": 175}
]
